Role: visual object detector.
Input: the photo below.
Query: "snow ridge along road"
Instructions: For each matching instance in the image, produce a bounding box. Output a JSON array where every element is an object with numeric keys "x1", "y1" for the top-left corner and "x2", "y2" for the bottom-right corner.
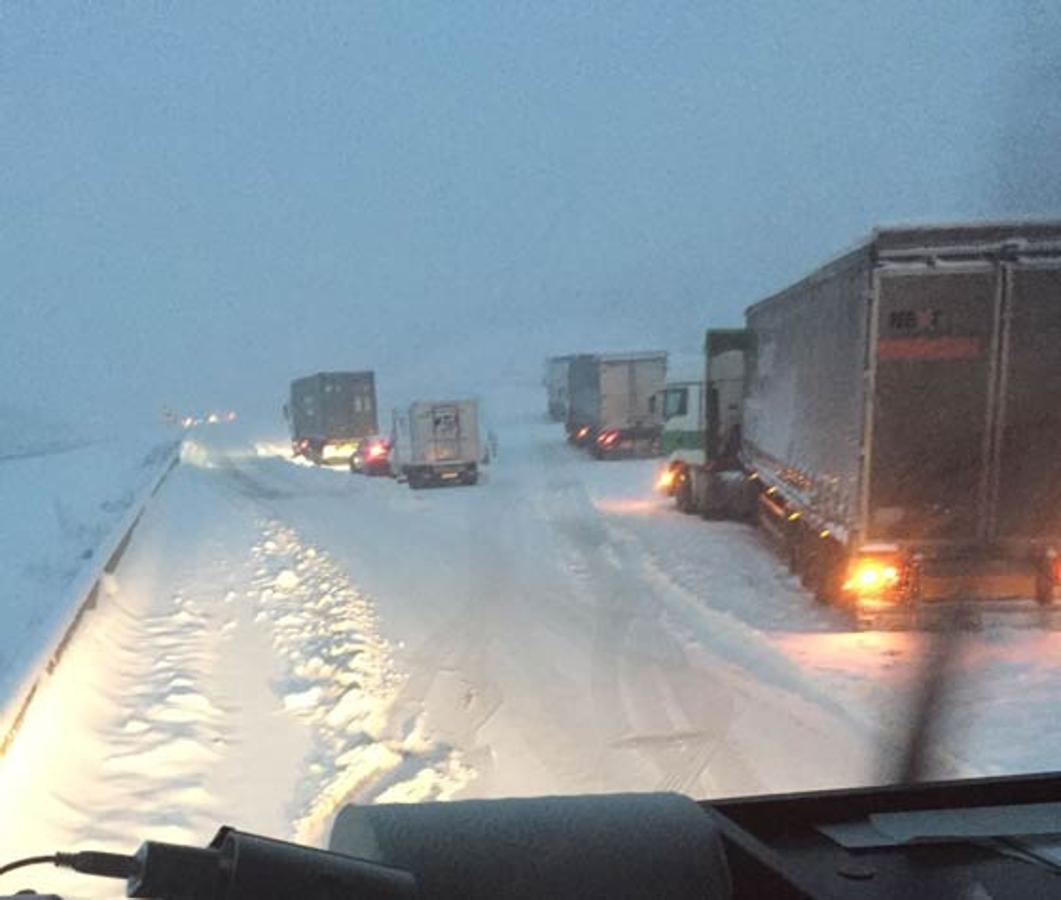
[
  {"x1": 0, "y1": 434, "x2": 181, "y2": 759},
  {"x1": 249, "y1": 520, "x2": 473, "y2": 845},
  {"x1": 2, "y1": 412, "x2": 1058, "y2": 894}
]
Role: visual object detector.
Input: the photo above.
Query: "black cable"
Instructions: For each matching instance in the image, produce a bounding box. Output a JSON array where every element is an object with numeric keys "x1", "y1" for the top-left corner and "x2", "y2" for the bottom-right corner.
[
  {"x1": 56, "y1": 851, "x2": 139, "y2": 879},
  {"x1": 0, "y1": 850, "x2": 139, "y2": 882},
  {"x1": 0, "y1": 854, "x2": 57, "y2": 877}
]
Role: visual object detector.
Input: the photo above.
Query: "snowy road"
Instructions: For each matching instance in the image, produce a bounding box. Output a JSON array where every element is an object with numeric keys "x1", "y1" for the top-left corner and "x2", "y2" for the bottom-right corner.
[{"x1": 2, "y1": 411, "x2": 1059, "y2": 897}]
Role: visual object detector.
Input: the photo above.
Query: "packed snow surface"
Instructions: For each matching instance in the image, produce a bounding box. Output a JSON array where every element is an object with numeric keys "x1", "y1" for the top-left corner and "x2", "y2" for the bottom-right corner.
[{"x1": 1, "y1": 401, "x2": 1058, "y2": 897}]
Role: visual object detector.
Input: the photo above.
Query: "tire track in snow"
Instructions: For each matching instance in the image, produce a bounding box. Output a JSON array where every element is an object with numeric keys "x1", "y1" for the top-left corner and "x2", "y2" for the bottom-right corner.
[
  {"x1": 534, "y1": 442, "x2": 877, "y2": 796},
  {"x1": 93, "y1": 584, "x2": 228, "y2": 844},
  {"x1": 531, "y1": 441, "x2": 742, "y2": 793},
  {"x1": 248, "y1": 520, "x2": 474, "y2": 845},
  {"x1": 592, "y1": 513, "x2": 963, "y2": 791}
]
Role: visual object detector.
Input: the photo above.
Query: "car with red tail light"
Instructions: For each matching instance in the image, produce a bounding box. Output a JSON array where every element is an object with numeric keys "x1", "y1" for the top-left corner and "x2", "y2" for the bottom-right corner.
[{"x1": 349, "y1": 435, "x2": 392, "y2": 477}]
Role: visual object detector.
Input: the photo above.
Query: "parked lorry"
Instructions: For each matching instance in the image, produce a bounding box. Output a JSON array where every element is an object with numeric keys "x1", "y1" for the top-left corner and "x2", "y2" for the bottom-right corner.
[
  {"x1": 673, "y1": 222, "x2": 1061, "y2": 624},
  {"x1": 391, "y1": 400, "x2": 482, "y2": 489},
  {"x1": 284, "y1": 371, "x2": 379, "y2": 464},
  {"x1": 544, "y1": 355, "x2": 576, "y2": 421},
  {"x1": 656, "y1": 339, "x2": 743, "y2": 495},
  {"x1": 565, "y1": 351, "x2": 668, "y2": 458}
]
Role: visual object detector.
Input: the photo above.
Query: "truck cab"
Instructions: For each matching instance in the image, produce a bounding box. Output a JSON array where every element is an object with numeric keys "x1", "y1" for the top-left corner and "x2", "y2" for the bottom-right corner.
[
  {"x1": 660, "y1": 331, "x2": 751, "y2": 511},
  {"x1": 655, "y1": 380, "x2": 704, "y2": 455},
  {"x1": 654, "y1": 379, "x2": 705, "y2": 495}
]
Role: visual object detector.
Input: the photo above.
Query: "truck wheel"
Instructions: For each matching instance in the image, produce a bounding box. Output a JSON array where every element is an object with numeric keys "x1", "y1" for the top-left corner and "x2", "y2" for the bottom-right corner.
[
  {"x1": 675, "y1": 470, "x2": 694, "y2": 514},
  {"x1": 408, "y1": 472, "x2": 423, "y2": 490},
  {"x1": 785, "y1": 527, "x2": 803, "y2": 577},
  {"x1": 798, "y1": 531, "x2": 816, "y2": 589},
  {"x1": 1036, "y1": 571, "x2": 1055, "y2": 606},
  {"x1": 461, "y1": 468, "x2": 479, "y2": 486},
  {"x1": 813, "y1": 544, "x2": 846, "y2": 606}
]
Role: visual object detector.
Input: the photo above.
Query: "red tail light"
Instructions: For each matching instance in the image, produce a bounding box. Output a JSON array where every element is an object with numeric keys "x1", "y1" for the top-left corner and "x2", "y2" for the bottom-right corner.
[
  {"x1": 367, "y1": 441, "x2": 389, "y2": 460},
  {"x1": 597, "y1": 431, "x2": 619, "y2": 447},
  {"x1": 576, "y1": 426, "x2": 590, "y2": 440}
]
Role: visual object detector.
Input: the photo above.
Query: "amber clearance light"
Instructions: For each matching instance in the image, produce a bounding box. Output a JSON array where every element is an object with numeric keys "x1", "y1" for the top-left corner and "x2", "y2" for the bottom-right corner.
[{"x1": 843, "y1": 559, "x2": 901, "y2": 595}]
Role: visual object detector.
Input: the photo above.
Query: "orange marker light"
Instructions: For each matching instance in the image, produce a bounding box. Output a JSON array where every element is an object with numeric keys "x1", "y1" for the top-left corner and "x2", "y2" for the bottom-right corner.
[{"x1": 844, "y1": 559, "x2": 901, "y2": 595}]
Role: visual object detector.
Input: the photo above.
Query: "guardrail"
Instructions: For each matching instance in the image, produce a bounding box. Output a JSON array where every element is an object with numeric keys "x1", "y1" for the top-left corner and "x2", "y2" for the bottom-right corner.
[{"x1": 0, "y1": 441, "x2": 182, "y2": 758}]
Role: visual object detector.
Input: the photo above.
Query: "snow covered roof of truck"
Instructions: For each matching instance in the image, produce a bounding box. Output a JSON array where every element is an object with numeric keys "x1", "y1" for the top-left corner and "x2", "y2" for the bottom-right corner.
[
  {"x1": 597, "y1": 350, "x2": 668, "y2": 362},
  {"x1": 291, "y1": 370, "x2": 375, "y2": 386},
  {"x1": 746, "y1": 219, "x2": 1061, "y2": 318},
  {"x1": 872, "y1": 219, "x2": 1061, "y2": 256}
]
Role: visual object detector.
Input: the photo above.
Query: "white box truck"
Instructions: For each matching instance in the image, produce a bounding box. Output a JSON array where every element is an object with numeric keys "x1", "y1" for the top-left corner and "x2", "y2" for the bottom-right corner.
[{"x1": 393, "y1": 400, "x2": 482, "y2": 489}]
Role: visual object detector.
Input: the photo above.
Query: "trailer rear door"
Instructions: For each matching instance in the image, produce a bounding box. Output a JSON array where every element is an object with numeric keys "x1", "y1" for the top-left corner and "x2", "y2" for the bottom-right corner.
[
  {"x1": 599, "y1": 357, "x2": 666, "y2": 430},
  {"x1": 992, "y1": 264, "x2": 1061, "y2": 540},
  {"x1": 867, "y1": 269, "x2": 998, "y2": 542}
]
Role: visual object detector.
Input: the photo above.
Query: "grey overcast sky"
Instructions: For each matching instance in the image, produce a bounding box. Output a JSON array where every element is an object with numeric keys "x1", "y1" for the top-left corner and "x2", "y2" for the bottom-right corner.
[{"x1": 2, "y1": 1, "x2": 1059, "y2": 426}]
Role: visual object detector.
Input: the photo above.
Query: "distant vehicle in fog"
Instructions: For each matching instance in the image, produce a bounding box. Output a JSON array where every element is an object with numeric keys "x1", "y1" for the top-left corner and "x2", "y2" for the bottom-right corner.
[
  {"x1": 668, "y1": 222, "x2": 1061, "y2": 623},
  {"x1": 390, "y1": 400, "x2": 482, "y2": 489},
  {"x1": 284, "y1": 371, "x2": 378, "y2": 465},
  {"x1": 565, "y1": 352, "x2": 668, "y2": 459},
  {"x1": 543, "y1": 355, "x2": 577, "y2": 421}
]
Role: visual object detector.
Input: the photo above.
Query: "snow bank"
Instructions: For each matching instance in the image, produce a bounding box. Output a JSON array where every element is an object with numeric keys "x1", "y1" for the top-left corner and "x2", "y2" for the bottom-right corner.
[
  {"x1": 248, "y1": 520, "x2": 474, "y2": 845},
  {"x1": 0, "y1": 425, "x2": 181, "y2": 750}
]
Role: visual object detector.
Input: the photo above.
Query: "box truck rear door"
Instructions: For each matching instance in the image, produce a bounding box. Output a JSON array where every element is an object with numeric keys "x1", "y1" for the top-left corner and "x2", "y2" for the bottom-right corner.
[
  {"x1": 991, "y1": 264, "x2": 1061, "y2": 540},
  {"x1": 867, "y1": 269, "x2": 997, "y2": 542},
  {"x1": 430, "y1": 405, "x2": 462, "y2": 462},
  {"x1": 599, "y1": 361, "x2": 632, "y2": 431}
]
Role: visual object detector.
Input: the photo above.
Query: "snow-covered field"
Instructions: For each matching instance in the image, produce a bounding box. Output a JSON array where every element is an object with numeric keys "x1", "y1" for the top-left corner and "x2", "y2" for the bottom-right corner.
[
  {"x1": 0, "y1": 413, "x2": 181, "y2": 752},
  {"x1": 1, "y1": 401, "x2": 1059, "y2": 897}
]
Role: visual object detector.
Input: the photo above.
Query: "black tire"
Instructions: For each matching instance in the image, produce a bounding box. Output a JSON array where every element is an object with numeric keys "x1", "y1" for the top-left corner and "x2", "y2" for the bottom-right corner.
[
  {"x1": 785, "y1": 525, "x2": 802, "y2": 576},
  {"x1": 1036, "y1": 571, "x2": 1055, "y2": 606},
  {"x1": 675, "y1": 469, "x2": 694, "y2": 514},
  {"x1": 813, "y1": 543, "x2": 846, "y2": 606},
  {"x1": 798, "y1": 531, "x2": 817, "y2": 590}
]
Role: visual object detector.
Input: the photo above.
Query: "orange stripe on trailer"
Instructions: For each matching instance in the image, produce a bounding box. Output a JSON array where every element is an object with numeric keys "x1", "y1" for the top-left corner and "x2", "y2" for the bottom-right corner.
[{"x1": 877, "y1": 336, "x2": 981, "y2": 361}]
